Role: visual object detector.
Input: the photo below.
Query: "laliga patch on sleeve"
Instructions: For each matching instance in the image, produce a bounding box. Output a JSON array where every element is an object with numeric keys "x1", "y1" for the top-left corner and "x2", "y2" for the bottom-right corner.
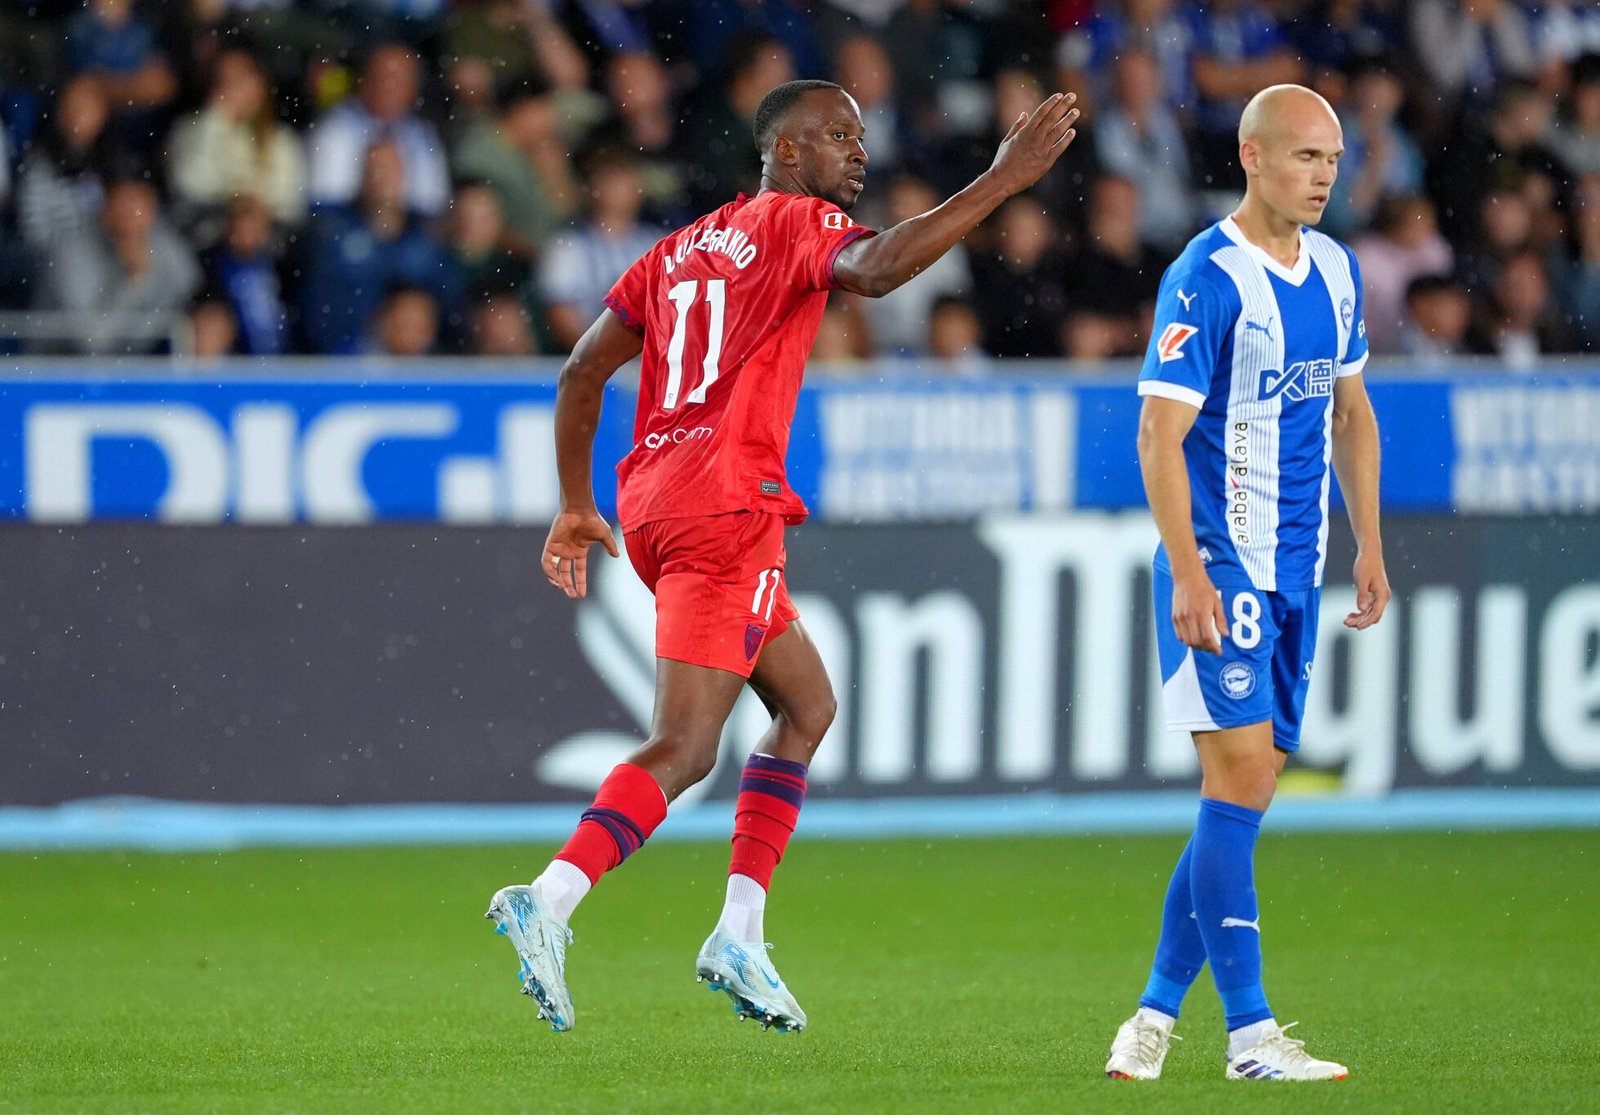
[
  {"x1": 822, "y1": 211, "x2": 853, "y2": 230},
  {"x1": 1156, "y1": 322, "x2": 1199, "y2": 363}
]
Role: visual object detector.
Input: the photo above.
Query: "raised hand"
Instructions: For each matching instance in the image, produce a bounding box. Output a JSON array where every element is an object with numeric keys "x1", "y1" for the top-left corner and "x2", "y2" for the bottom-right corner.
[
  {"x1": 541, "y1": 507, "x2": 620, "y2": 599},
  {"x1": 988, "y1": 92, "x2": 1081, "y2": 197}
]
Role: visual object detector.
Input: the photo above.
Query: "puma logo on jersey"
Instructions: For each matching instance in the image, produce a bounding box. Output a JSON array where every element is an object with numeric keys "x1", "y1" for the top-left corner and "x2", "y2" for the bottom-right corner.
[
  {"x1": 1244, "y1": 317, "x2": 1272, "y2": 337},
  {"x1": 1176, "y1": 288, "x2": 1197, "y2": 312},
  {"x1": 1157, "y1": 322, "x2": 1200, "y2": 362}
]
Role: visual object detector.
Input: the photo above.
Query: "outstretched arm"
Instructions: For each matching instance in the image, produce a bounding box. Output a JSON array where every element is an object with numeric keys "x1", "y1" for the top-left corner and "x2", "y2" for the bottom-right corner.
[
  {"x1": 1330, "y1": 373, "x2": 1390, "y2": 629},
  {"x1": 831, "y1": 93, "x2": 1080, "y2": 298},
  {"x1": 542, "y1": 309, "x2": 644, "y2": 599},
  {"x1": 1138, "y1": 395, "x2": 1230, "y2": 654}
]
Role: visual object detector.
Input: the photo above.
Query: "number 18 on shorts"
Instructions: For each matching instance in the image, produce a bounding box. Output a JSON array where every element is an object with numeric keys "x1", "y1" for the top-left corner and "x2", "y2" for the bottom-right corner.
[{"x1": 1151, "y1": 564, "x2": 1321, "y2": 752}]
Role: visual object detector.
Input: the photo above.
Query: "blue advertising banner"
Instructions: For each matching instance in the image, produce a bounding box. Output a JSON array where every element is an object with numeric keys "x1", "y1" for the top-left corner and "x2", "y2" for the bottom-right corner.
[{"x1": 3, "y1": 364, "x2": 1598, "y2": 522}]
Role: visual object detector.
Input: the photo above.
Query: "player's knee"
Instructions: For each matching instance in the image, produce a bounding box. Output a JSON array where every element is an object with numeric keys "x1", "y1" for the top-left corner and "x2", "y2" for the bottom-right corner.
[
  {"x1": 635, "y1": 733, "x2": 719, "y2": 794},
  {"x1": 790, "y1": 686, "x2": 836, "y2": 748}
]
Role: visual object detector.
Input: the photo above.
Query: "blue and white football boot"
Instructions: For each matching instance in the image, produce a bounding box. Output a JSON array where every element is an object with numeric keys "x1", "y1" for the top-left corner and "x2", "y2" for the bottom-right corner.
[
  {"x1": 1226, "y1": 1022, "x2": 1348, "y2": 1081},
  {"x1": 695, "y1": 927, "x2": 807, "y2": 1032},
  {"x1": 485, "y1": 885, "x2": 575, "y2": 1032}
]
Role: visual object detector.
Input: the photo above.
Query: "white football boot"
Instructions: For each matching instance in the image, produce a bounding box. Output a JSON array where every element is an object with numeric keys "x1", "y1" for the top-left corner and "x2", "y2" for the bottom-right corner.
[
  {"x1": 1226, "y1": 1022, "x2": 1348, "y2": 1081},
  {"x1": 695, "y1": 927, "x2": 807, "y2": 1032},
  {"x1": 1105, "y1": 1011, "x2": 1180, "y2": 1079},
  {"x1": 485, "y1": 884, "x2": 575, "y2": 1032}
]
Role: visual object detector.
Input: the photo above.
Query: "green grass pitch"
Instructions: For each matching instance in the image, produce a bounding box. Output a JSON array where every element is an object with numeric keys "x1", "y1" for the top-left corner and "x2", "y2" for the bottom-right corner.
[{"x1": 2, "y1": 829, "x2": 1594, "y2": 1113}]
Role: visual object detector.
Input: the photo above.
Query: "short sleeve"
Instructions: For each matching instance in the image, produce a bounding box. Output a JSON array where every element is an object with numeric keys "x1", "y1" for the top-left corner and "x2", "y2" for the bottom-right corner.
[
  {"x1": 604, "y1": 243, "x2": 655, "y2": 335},
  {"x1": 779, "y1": 195, "x2": 876, "y2": 293},
  {"x1": 1341, "y1": 245, "x2": 1369, "y2": 377},
  {"x1": 1138, "y1": 259, "x2": 1233, "y2": 409}
]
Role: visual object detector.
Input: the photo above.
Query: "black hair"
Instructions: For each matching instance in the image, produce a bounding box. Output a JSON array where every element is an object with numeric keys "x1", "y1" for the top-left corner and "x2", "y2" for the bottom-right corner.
[
  {"x1": 1405, "y1": 273, "x2": 1465, "y2": 303},
  {"x1": 752, "y1": 79, "x2": 846, "y2": 151}
]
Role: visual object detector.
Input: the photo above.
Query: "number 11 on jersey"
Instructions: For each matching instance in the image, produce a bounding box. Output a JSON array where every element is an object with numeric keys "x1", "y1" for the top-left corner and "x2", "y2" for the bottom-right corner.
[{"x1": 663, "y1": 278, "x2": 726, "y2": 410}]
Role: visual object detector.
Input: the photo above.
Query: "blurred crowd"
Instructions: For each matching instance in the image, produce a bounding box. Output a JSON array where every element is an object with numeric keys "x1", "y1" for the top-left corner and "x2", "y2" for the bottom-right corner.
[{"x1": 4, "y1": 0, "x2": 1600, "y2": 368}]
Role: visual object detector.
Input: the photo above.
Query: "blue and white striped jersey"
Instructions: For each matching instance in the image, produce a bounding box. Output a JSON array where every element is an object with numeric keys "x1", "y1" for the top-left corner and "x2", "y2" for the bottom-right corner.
[{"x1": 1138, "y1": 216, "x2": 1368, "y2": 591}]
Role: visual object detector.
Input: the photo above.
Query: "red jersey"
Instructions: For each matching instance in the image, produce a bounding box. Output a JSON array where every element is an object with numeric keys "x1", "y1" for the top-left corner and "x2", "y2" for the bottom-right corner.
[{"x1": 603, "y1": 190, "x2": 874, "y2": 530}]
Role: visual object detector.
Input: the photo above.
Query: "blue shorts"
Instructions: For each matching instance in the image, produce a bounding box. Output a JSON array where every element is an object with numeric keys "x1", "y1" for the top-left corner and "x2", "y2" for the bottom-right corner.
[{"x1": 1151, "y1": 565, "x2": 1320, "y2": 752}]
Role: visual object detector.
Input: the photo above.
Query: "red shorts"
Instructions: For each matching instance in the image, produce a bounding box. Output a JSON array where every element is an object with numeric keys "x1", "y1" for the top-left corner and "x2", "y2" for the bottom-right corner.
[{"x1": 624, "y1": 511, "x2": 799, "y2": 678}]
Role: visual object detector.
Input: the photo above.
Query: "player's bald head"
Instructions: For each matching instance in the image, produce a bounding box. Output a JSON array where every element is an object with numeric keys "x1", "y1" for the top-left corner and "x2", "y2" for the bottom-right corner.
[
  {"x1": 1238, "y1": 84, "x2": 1338, "y2": 148},
  {"x1": 752, "y1": 79, "x2": 848, "y2": 151}
]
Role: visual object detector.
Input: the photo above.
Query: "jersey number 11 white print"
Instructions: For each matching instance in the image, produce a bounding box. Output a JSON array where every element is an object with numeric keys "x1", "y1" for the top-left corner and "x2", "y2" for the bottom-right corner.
[{"x1": 662, "y1": 278, "x2": 726, "y2": 410}]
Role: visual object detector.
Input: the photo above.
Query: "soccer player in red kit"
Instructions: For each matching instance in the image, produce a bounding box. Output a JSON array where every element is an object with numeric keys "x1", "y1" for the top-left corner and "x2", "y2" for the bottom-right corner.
[{"x1": 487, "y1": 79, "x2": 1079, "y2": 1034}]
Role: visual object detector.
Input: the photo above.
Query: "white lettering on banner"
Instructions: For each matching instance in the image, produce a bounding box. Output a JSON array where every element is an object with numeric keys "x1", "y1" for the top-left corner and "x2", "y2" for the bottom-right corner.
[
  {"x1": 977, "y1": 514, "x2": 1160, "y2": 781},
  {"x1": 543, "y1": 514, "x2": 1596, "y2": 797},
  {"x1": 857, "y1": 592, "x2": 984, "y2": 782},
  {"x1": 818, "y1": 390, "x2": 1074, "y2": 519},
  {"x1": 1539, "y1": 586, "x2": 1600, "y2": 769},
  {"x1": 1452, "y1": 385, "x2": 1600, "y2": 512},
  {"x1": 27, "y1": 404, "x2": 230, "y2": 522},
  {"x1": 233, "y1": 404, "x2": 298, "y2": 522},
  {"x1": 438, "y1": 405, "x2": 558, "y2": 524},
  {"x1": 1408, "y1": 587, "x2": 1526, "y2": 775},
  {"x1": 302, "y1": 405, "x2": 458, "y2": 521},
  {"x1": 23, "y1": 400, "x2": 560, "y2": 524},
  {"x1": 1296, "y1": 590, "x2": 1401, "y2": 795}
]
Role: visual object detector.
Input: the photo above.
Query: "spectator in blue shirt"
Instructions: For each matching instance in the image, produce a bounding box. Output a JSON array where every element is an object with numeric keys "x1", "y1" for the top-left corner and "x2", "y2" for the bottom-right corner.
[
  {"x1": 202, "y1": 196, "x2": 290, "y2": 356},
  {"x1": 1185, "y1": 0, "x2": 1304, "y2": 192},
  {"x1": 295, "y1": 139, "x2": 450, "y2": 354}
]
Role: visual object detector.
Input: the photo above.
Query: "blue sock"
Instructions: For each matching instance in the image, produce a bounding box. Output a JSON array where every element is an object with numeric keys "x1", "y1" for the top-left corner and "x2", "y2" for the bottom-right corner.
[
  {"x1": 1191, "y1": 798, "x2": 1273, "y2": 1030},
  {"x1": 1138, "y1": 838, "x2": 1207, "y2": 1018}
]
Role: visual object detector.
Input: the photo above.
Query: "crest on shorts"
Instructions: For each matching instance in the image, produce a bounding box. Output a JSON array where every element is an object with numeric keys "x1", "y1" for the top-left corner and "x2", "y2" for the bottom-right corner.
[
  {"x1": 1220, "y1": 662, "x2": 1257, "y2": 700},
  {"x1": 744, "y1": 623, "x2": 766, "y2": 661}
]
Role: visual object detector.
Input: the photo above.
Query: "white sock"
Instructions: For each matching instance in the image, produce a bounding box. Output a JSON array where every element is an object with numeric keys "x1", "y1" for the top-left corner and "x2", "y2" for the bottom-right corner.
[
  {"x1": 1135, "y1": 1006, "x2": 1177, "y2": 1031},
  {"x1": 715, "y1": 873, "x2": 768, "y2": 942},
  {"x1": 1228, "y1": 1017, "x2": 1278, "y2": 1059},
  {"x1": 530, "y1": 860, "x2": 592, "y2": 923}
]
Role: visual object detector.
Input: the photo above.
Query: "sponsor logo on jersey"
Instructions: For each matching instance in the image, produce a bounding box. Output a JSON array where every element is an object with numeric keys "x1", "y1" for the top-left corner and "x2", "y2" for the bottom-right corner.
[
  {"x1": 760, "y1": 480, "x2": 781, "y2": 494},
  {"x1": 643, "y1": 425, "x2": 713, "y2": 450},
  {"x1": 822, "y1": 211, "x2": 853, "y2": 230},
  {"x1": 1156, "y1": 322, "x2": 1200, "y2": 362},
  {"x1": 1220, "y1": 662, "x2": 1257, "y2": 699},
  {"x1": 1258, "y1": 358, "x2": 1336, "y2": 402},
  {"x1": 1228, "y1": 421, "x2": 1251, "y2": 546}
]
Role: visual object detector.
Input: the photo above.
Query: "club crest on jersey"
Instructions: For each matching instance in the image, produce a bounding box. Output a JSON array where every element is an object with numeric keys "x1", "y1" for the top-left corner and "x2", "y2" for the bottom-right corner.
[
  {"x1": 744, "y1": 623, "x2": 766, "y2": 661},
  {"x1": 822, "y1": 211, "x2": 853, "y2": 230},
  {"x1": 1156, "y1": 322, "x2": 1199, "y2": 362},
  {"x1": 1258, "y1": 358, "x2": 1335, "y2": 401},
  {"x1": 1220, "y1": 662, "x2": 1257, "y2": 699}
]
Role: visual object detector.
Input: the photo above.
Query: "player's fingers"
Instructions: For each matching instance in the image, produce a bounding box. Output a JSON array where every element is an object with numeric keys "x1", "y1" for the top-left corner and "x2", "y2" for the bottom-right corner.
[
  {"x1": 570, "y1": 554, "x2": 588, "y2": 599},
  {"x1": 600, "y1": 532, "x2": 620, "y2": 559},
  {"x1": 1048, "y1": 125, "x2": 1078, "y2": 152},
  {"x1": 1004, "y1": 111, "x2": 1028, "y2": 142}
]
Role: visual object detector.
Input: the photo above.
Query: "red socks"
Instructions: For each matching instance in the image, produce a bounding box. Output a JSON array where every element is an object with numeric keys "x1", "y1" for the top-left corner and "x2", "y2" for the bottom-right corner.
[
  {"x1": 729, "y1": 753, "x2": 809, "y2": 887},
  {"x1": 554, "y1": 762, "x2": 668, "y2": 885}
]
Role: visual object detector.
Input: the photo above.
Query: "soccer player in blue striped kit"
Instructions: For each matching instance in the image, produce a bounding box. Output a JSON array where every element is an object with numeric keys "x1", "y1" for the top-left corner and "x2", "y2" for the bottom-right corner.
[{"x1": 1105, "y1": 84, "x2": 1391, "y2": 1082}]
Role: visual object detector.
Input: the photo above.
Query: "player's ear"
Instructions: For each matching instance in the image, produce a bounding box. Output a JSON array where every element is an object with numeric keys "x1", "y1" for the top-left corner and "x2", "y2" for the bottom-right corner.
[
  {"x1": 774, "y1": 134, "x2": 800, "y2": 168},
  {"x1": 1238, "y1": 139, "x2": 1260, "y2": 176}
]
